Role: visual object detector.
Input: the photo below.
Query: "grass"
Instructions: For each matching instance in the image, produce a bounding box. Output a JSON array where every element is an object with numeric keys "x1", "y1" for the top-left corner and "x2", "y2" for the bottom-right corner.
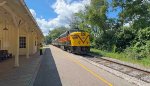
[{"x1": 90, "y1": 48, "x2": 150, "y2": 67}]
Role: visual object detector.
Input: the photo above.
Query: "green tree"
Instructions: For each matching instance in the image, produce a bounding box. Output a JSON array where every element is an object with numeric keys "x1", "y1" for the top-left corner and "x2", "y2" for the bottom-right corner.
[
  {"x1": 48, "y1": 26, "x2": 68, "y2": 41},
  {"x1": 112, "y1": 0, "x2": 126, "y2": 26},
  {"x1": 113, "y1": 0, "x2": 150, "y2": 29},
  {"x1": 74, "y1": 0, "x2": 109, "y2": 34},
  {"x1": 69, "y1": 14, "x2": 81, "y2": 29},
  {"x1": 87, "y1": 0, "x2": 108, "y2": 34},
  {"x1": 44, "y1": 35, "x2": 52, "y2": 44}
]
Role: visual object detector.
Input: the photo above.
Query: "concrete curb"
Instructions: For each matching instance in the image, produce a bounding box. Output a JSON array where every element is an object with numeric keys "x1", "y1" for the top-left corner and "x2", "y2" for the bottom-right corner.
[{"x1": 79, "y1": 56, "x2": 150, "y2": 86}]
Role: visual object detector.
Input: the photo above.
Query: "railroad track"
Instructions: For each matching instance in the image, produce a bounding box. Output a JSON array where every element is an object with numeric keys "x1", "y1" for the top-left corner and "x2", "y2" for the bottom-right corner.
[{"x1": 81, "y1": 53, "x2": 150, "y2": 83}]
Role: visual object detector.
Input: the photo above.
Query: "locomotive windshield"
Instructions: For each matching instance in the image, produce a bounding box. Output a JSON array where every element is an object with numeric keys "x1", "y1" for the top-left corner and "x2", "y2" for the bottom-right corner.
[{"x1": 68, "y1": 29, "x2": 85, "y2": 33}]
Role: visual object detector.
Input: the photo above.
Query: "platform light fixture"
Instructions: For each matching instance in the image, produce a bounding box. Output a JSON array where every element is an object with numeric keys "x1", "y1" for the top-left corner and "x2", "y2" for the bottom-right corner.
[{"x1": 3, "y1": 12, "x2": 8, "y2": 30}]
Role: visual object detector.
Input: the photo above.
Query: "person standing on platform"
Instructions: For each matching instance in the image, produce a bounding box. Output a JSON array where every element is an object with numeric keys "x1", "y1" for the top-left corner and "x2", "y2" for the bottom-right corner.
[{"x1": 40, "y1": 43, "x2": 43, "y2": 55}]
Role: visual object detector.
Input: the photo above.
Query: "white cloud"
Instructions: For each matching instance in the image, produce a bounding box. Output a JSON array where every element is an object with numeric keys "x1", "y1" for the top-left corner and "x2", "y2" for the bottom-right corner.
[
  {"x1": 52, "y1": 0, "x2": 90, "y2": 19},
  {"x1": 30, "y1": 9, "x2": 36, "y2": 18},
  {"x1": 30, "y1": 0, "x2": 90, "y2": 35}
]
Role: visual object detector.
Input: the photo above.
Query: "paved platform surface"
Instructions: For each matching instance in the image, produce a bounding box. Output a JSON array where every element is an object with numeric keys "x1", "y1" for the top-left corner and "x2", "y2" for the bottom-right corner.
[
  {"x1": 0, "y1": 53, "x2": 42, "y2": 86},
  {"x1": 33, "y1": 45, "x2": 137, "y2": 86}
]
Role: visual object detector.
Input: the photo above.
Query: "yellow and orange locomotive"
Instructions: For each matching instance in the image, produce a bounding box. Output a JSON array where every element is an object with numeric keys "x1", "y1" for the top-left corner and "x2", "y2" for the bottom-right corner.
[{"x1": 52, "y1": 29, "x2": 90, "y2": 54}]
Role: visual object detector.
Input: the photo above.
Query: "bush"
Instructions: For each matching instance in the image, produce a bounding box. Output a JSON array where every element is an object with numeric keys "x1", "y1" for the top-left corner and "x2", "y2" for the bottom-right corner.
[
  {"x1": 94, "y1": 29, "x2": 116, "y2": 51},
  {"x1": 137, "y1": 27, "x2": 150, "y2": 41},
  {"x1": 123, "y1": 27, "x2": 150, "y2": 60},
  {"x1": 115, "y1": 27, "x2": 135, "y2": 52},
  {"x1": 125, "y1": 41, "x2": 150, "y2": 60},
  {"x1": 93, "y1": 26, "x2": 150, "y2": 60}
]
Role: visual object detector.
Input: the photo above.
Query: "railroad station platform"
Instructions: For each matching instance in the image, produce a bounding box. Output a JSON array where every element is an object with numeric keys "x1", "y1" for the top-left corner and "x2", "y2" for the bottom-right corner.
[{"x1": 0, "y1": 52, "x2": 42, "y2": 86}]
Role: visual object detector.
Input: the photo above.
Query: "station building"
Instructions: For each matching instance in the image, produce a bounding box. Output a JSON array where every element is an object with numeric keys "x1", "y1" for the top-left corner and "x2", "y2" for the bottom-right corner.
[{"x1": 0, "y1": 0, "x2": 43, "y2": 67}]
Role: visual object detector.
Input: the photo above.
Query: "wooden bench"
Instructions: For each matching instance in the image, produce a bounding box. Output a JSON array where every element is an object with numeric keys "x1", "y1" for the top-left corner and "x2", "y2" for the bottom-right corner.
[{"x1": 0, "y1": 50, "x2": 12, "y2": 61}]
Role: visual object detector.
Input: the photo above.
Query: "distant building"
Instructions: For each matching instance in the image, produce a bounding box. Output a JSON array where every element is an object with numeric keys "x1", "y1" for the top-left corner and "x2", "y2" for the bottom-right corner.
[{"x1": 0, "y1": 0, "x2": 44, "y2": 67}]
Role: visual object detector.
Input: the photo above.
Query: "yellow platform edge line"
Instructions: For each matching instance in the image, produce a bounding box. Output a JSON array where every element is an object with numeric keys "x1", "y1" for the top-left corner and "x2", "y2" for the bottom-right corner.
[{"x1": 68, "y1": 57, "x2": 113, "y2": 86}]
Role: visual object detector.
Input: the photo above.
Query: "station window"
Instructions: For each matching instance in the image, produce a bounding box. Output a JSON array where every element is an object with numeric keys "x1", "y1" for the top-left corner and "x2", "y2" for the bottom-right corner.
[{"x1": 19, "y1": 37, "x2": 26, "y2": 48}]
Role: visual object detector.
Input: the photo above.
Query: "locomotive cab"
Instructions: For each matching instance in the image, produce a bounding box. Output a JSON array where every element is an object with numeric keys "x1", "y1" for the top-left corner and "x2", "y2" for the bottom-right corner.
[{"x1": 69, "y1": 31, "x2": 90, "y2": 54}]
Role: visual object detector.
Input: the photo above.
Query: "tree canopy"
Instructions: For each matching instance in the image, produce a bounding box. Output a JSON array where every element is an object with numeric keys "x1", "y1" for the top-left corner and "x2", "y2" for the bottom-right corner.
[
  {"x1": 45, "y1": 0, "x2": 150, "y2": 59},
  {"x1": 44, "y1": 26, "x2": 68, "y2": 44}
]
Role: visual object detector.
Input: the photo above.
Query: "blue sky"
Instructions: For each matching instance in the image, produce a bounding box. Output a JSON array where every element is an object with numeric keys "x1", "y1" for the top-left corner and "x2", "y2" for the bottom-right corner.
[
  {"x1": 25, "y1": 0, "x2": 57, "y2": 20},
  {"x1": 25, "y1": 0, "x2": 120, "y2": 35}
]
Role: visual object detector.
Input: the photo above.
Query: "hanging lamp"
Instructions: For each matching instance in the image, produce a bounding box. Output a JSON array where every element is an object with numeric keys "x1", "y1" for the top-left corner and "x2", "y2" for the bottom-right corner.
[{"x1": 3, "y1": 12, "x2": 8, "y2": 30}]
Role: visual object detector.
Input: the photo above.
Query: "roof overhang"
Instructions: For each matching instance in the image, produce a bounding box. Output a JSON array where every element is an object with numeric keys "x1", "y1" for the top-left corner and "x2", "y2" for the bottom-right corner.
[
  {"x1": 19, "y1": 0, "x2": 44, "y2": 38},
  {"x1": 0, "y1": 0, "x2": 44, "y2": 38}
]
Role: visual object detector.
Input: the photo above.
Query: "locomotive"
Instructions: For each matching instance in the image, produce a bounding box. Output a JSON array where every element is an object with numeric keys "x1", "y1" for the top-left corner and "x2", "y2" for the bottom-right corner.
[{"x1": 52, "y1": 29, "x2": 90, "y2": 54}]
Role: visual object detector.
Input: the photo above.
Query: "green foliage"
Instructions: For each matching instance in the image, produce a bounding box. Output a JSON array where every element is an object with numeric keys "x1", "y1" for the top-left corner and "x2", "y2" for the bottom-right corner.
[
  {"x1": 137, "y1": 27, "x2": 150, "y2": 41},
  {"x1": 69, "y1": 14, "x2": 81, "y2": 29},
  {"x1": 94, "y1": 29, "x2": 116, "y2": 51},
  {"x1": 113, "y1": 0, "x2": 150, "y2": 29},
  {"x1": 80, "y1": 0, "x2": 109, "y2": 33},
  {"x1": 70, "y1": 0, "x2": 150, "y2": 55},
  {"x1": 44, "y1": 35, "x2": 52, "y2": 44},
  {"x1": 91, "y1": 48, "x2": 150, "y2": 67},
  {"x1": 123, "y1": 27, "x2": 150, "y2": 60},
  {"x1": 46, "y1": 26, "x2": 68, "y2": 43},
  {"x1": 50, "y1": 27, "x2": 68, "y2": 39},
  {"x1": 43, "y1": 0, "x2": 150, "y2": 64},
  {"x1": 115, "y1": 27, "x2": 135, "y2": 52},
  {"x1": 124, "y1": 41, "x2": 150, "y2": 60}
]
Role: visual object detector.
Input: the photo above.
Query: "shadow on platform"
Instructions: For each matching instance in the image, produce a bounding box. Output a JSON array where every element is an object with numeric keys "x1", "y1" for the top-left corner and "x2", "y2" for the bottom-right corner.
[{"x1": 33, "y1": 48, "x2": 62, "y2": 86}]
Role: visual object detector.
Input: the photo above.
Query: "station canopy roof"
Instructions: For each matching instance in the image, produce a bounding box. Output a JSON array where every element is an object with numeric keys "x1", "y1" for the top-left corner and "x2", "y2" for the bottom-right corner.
[{"x1": 0, "y1": 0, "x2": 44, "y2": 38}]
